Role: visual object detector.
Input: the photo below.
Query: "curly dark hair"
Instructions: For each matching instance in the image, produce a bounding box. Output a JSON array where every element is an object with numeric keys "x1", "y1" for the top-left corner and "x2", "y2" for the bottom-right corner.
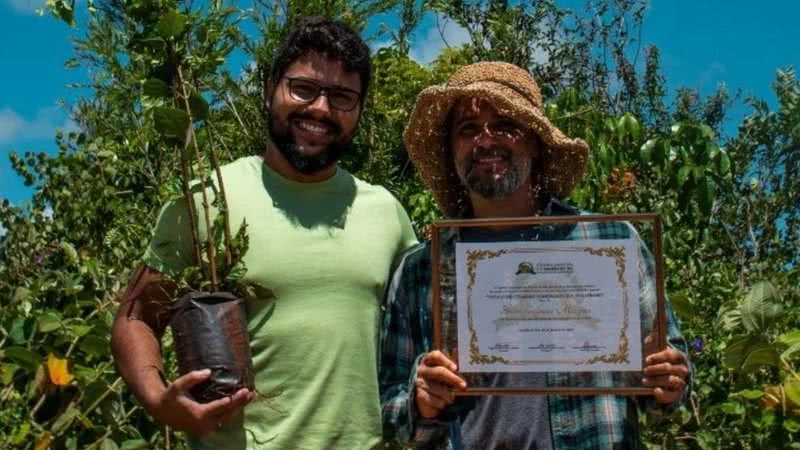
[{"x1": 269, "y1": 16, "x2": 372, "y2": 103}]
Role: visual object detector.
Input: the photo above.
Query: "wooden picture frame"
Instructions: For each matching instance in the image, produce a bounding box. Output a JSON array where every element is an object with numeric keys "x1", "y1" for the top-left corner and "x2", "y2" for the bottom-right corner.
[{"x1": 430, "y1": 213, "x2": 667, "y2": 396}]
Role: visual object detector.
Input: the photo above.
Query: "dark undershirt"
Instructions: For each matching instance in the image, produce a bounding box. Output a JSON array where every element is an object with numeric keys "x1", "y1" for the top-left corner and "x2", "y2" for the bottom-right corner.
[{"x1": 455, "y1": 226, "x2": 563, "y2": 450}]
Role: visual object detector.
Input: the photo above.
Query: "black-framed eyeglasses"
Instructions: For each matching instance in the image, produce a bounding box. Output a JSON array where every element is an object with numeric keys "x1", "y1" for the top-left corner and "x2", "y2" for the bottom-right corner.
[{"x1": 283, "y1": 77, "x2": 362, "y2": 111}]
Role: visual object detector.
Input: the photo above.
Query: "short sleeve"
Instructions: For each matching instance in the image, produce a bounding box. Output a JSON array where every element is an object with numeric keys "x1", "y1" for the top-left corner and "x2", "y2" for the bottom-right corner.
[{"x1": 141, "y1": 198, "x2": 196, "y2": 275}]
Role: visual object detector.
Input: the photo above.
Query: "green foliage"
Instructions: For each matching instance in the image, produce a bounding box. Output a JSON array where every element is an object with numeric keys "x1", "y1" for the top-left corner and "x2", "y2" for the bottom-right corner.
[{"x1": 1, "y1": 0, "x2": 797, "y2": 449}]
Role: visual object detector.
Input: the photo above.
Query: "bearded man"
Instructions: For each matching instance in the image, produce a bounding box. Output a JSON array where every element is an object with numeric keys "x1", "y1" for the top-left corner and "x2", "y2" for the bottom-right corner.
[
  {"x1": 112, "y1": 16, "x2": 417, "y2": 450},
  {"x1": 380, "y1": 62, "x2": 689, "y2": 449}
]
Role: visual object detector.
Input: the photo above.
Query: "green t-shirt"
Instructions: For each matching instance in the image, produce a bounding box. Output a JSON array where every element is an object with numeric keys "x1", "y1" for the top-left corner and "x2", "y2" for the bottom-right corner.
[{"x1": 143, "y1": 155, "x2": 417, "y2": 450}]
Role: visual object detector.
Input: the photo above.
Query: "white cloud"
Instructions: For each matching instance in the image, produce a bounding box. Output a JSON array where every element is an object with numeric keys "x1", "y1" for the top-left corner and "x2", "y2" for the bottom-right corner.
[
  {"x1": 3, "y1": 0, "x2": 44, "y2": 14},
  {"x1": 0, "y1": 106, "x2": 67, "y2": 145},
  {"x1": 410, "y1": 14, "x2": 471, "y2": 64}
]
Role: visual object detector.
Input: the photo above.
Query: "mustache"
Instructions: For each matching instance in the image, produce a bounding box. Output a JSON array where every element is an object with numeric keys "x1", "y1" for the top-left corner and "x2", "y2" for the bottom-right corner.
[
  {"x1": 289, "y1": 112, "x2": 342, "y2": 135},
  {"x1": 465, "y1": 146, "x2": 512, "y2": 169}
]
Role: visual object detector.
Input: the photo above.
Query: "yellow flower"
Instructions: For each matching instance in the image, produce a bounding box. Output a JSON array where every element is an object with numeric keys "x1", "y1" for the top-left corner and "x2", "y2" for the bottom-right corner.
[{"x1": 46, "y1": 353, "x2": 74, "y2": 386}]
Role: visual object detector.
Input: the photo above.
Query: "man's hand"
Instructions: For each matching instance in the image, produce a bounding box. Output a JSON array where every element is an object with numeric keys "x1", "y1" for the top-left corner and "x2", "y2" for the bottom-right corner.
[
  {"x1": 415, "y1": 351, "x2": 466, "y2": 419},
  {"x1": 642, "y1": 347, "x2": 689, "y2": 404},
  {"x1": 151, "y1": 369, "x2": 255, "y2": 436}
]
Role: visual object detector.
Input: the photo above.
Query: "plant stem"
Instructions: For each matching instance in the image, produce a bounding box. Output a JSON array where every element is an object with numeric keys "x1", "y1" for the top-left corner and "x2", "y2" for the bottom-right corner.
[
  {"x1": 208, "y1": 125, "x2": 233, "y2": 267},
  {"x1": 179, "y1": 137, "x2": 203, "y2": 267},
  {"x1": 176, "y1": 64, "x2": 218, "y2": 291}
]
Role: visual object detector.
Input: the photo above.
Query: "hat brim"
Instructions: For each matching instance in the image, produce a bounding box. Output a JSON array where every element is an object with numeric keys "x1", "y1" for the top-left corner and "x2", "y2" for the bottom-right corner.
[{"x1": 403, "y1": 81, "x2": 589, "y2": 217}]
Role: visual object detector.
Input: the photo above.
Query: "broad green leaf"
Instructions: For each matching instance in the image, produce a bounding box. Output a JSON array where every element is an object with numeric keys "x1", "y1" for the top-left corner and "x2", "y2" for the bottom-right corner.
[
  {"x1": 696, "y1": 176, "x2": 715, "y2": 214},
  {"x1": 12, "y1": 287, "x2": 30, "y2": 304},
  {"x1": 1, "y1": 363, "x2": 19, "y2": 385},
  {"x1": 724, "y1": 336, "x2": 780, "y2": 373},
  {"x1": 669, "y1": 293, "x2": 695, "y2": 320},
  {"x1": 61, "y1": 241, "x2": 79, "y2": 264},
  {"x1": 100, "y1": 438, "x2": 120, "y2": 450},
  {"x1": 51, "y1": 406, "x2": 78, "y2": 434},
  {"x1": 618, "y1": 112, "x2": 641, "y2": 139},
  {"x1": 736, "y1": 389, "x2": 764, "y2": 400},
  {"x1": 9, "y1": 317, "x2": 29, "y2": 344},
  {"x1": 67, "y1": 323, "x2": 93, "y2": 337},
  {"x1": 716, "y1": 150, "x2": 731, "y2": 175},
  {"x1": 779, "y1": 331, "x2": 800, "y2": 345},
  {"x1": 120, "y1": 439, "x2": 149, "y2": 450},
  {"x1": 143, "y1": 78, "x2": 170, "y2": 98},
  {"x1": 153, "y1": 107, "x2": 190, "y2": 141},
  {"x1": 157, "y1": 11, "x2": 186, "y2": 39},
  {"x1": 787, "y1": 382, "x2": 800, "y2": 408},
  {"x1": 677, "y1": 166, "x2": 692, "y2": 188},
  {"x1": 187, "y1": 92, "x2": 209, "y2": 121},
  {"x1": 3, "y1": 347, "x2": 41, "y2": 372},
  {"x1": 720, "y1": 401, "x2": 744, "y2": 415},
  {"x1": 741, "y1": 281, "x2": 782, "y2": 332},
  {"x1": 78, "y1": 335, "x2": 109, "y2": 358},
  {"x1": 37, "y1": 311, "x2": 62, "y2": 333},
  {"x1": 639, "y1": 139, "x2": 656, "y2": 163}
]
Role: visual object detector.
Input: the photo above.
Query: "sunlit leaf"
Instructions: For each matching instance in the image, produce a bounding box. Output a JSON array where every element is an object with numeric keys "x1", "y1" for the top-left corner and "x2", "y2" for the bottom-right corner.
[
  {"x1": 741, "y1": 281, "x2": 782, "y2": 333},
  {"x1": 37, "y1": 311, "x2": 62, "y2": 333}
]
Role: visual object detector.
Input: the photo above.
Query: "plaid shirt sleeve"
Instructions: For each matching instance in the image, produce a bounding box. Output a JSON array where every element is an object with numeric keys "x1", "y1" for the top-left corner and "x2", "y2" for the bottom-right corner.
[
  {"x1": 637, "y1": 233, "x2": 692, "y2": 414},
  {"x1": 379, "y1": 243, "x2": 450, "y2": 449}
]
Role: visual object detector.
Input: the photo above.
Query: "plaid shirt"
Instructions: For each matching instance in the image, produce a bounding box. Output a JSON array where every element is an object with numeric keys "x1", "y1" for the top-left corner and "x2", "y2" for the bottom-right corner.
[{"x1": 379, "y1": 199, "x2": 690, "y2": 450}]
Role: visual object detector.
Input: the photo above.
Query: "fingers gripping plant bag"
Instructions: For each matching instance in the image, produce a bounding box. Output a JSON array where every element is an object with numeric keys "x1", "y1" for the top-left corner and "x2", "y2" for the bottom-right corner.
[{"x1": 170, "y1": 291, "x2": 255, "y2": 403}]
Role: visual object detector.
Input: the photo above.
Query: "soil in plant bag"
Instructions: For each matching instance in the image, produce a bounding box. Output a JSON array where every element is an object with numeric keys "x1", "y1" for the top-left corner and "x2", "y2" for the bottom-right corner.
[{"x1": 170, "y1": 291, "x2": 255, "y2": 403}]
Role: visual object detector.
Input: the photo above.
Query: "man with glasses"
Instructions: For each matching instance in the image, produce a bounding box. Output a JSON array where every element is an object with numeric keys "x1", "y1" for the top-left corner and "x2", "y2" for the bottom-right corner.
[{"x1": 112, "y1": 16, "x2": 417, "y2": 450}]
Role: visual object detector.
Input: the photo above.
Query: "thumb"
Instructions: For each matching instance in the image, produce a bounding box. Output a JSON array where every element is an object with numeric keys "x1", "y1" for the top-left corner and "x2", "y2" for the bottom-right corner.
[{"x1": 171, "y1": 369, "x2": 212, "y2": 393}]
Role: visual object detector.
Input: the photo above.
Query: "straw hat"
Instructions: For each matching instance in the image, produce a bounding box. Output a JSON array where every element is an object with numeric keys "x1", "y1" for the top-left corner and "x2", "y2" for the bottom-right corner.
[{"x1": 403, "y1": 61, "x2": 589, "y2": 217}]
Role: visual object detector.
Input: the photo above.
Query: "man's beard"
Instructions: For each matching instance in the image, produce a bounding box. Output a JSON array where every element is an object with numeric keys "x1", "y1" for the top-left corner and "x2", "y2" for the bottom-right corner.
[
  {"x1": 459, "y1": 147, "x2": 527, "y2": 199},
  {"x1": 267, "y1": 111, "x2": 352, "y2": 175}
]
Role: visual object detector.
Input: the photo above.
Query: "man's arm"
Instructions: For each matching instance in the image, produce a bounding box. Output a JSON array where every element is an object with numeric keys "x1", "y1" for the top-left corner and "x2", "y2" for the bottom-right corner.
[
  {"x1": 634, "y1": 233, "x2": 691, "y2": 409},
  {"x1": 379, "y1": 246, "x2": 452, "y2": 448},
  {"x1": 111, "y1": 266, "x2": 253, "y2": 436}
]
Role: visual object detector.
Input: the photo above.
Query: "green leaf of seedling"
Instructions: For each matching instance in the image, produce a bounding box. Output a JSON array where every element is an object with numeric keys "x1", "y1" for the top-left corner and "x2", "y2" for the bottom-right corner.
[
  {"x1": 187, "y1": 92, "x2": 209, "y2": 121},
  {"x1": 143, "y1": 78, "x2": 171, "y2": 98},
  {"x1": 157, "y1": 11, "x2": 186, "y2": 39},
  {"x1": 153, "y1": 107, "x2": 190, "y2": 141}
]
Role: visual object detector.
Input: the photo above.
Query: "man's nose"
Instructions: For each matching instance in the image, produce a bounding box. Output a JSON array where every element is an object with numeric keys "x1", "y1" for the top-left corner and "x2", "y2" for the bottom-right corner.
[
  {"x1": 473, "y1": 123, "x2": 496, "y2": 148},
  {"x1": 306, "y1": 92, "x2": 332, "y2": 114}
]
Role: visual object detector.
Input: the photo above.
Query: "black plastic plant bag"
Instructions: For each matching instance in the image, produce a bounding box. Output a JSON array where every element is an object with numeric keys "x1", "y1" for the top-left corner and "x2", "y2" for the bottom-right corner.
[{"x1": 170, "y1": 291, "x2": 255, "y2": 403}]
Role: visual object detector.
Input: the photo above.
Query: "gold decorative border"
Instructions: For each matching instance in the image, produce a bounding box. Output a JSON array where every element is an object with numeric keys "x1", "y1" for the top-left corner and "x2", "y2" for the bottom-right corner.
[{"x1": 464, "y1": 246, "x2": 630, "y2": 366}]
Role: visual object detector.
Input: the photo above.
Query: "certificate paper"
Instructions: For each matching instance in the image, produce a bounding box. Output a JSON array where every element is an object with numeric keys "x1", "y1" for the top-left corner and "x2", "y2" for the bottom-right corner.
[{"x1": 455, "y1": 239, "x2": 642, "y2": 373}]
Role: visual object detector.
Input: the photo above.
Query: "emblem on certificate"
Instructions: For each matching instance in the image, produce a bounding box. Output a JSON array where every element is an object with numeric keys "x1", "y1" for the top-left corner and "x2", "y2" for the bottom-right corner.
[{"x1": 431, "y1": 214, "x2": 668, "y2": 396}]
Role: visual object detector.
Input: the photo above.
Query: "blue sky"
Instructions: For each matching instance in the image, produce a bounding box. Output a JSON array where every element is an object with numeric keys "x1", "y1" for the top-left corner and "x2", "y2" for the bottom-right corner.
[{"x1": 1, "y1": 1, "x2": 799, "y2": 206}]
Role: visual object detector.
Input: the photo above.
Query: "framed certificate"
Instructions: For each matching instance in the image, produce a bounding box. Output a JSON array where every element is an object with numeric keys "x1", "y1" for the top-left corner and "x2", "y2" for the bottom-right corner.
[{"x1": 431, "y1": 213, "x2": 667, "y2": 396}]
